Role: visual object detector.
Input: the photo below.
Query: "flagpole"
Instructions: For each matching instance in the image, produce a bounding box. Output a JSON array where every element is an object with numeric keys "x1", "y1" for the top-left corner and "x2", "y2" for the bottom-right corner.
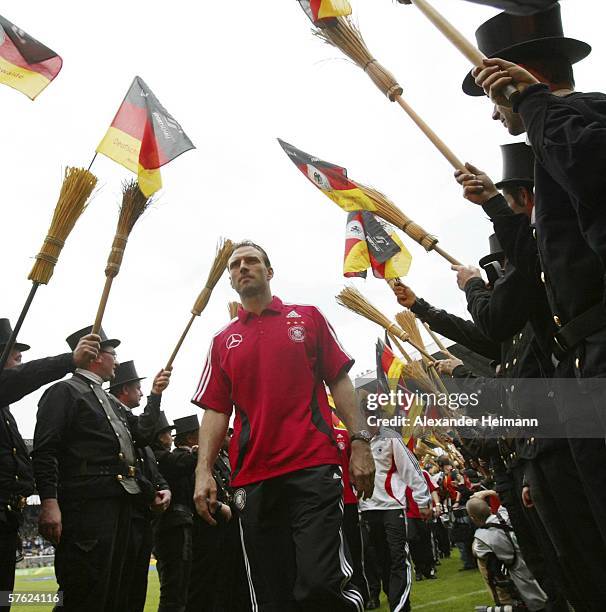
[
  {"x1": 88, "y1": 153, "x2": 98, "y2": 172},
  {"x1": 0, "y1": 283, "x2": 40, "y2": 374}
]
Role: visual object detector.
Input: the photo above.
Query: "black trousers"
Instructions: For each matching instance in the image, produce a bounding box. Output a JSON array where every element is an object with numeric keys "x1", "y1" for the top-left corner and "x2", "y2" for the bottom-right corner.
[
  {"x1": 54, "y1": 493, "x2": 138, "y2": 612},
  {"x1": 186, "y1": 515, "x2": 250, "y2": 612},
  {"x1": 506, "y1": 462, "x2": 569, "y2": 612},
  {"x1": 360, "y1": 514, "x2": 381, "y2": 601},
  {"x1": 237, "y1": 464, "x2": 364, "y2": 612},
  {"x1": 362, "y1": 509, "x2": 411, "y2": 612},
  {"x1": 128, "y1": 513, "x2": 153, "y2": 612},
  {"x1": 342, "y1": 503, "x2": 369, "y2": 605},
  {"x1": 525, "y1": 446, "x2": 606, "y2": 611},
  {"x1": 0, "y1": 511, "x2": 19, "y2": 612},
  {"x1": 406, "y1": 517, "x2": 434, "y2": 577},
  {"x1": 153, "y1": 523, "x2": 193, "y2": 612},
  {"x1": 429, "y1": 518, "x2": 450, "y2": 558}
]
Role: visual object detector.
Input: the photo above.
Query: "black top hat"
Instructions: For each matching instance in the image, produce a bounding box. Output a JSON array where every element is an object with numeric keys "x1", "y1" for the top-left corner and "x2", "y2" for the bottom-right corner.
[
  {"x1": 479, "y1": 234, "x2": 506, "y2": 270},
  {"x1": 65, "y1": 325, "x2": 120, "y2": 351},
  {"x1": 463, "y1": 3, "x2": 591, "y2": 95},
  {"x1": 0, "y1": 319, "x2": 30, "y2": 352},
  {"x1": 495, "y1": 142, "x2": 535, "y2": 189},
  {"x1": 173, "y1": 415, "x2": 200, "y2": 436},
  {"x1": 155, "y1": 411, "x2": 174, "y2": 435},
  {"x1": 109, "y1": 360, "x2": 145, "y2": 390}
]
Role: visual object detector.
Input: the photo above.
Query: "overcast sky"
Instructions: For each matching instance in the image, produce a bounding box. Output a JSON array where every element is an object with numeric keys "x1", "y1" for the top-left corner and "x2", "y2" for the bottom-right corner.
[{"x1": 2, "y1": 0, "x2": 602, "y2": 437}]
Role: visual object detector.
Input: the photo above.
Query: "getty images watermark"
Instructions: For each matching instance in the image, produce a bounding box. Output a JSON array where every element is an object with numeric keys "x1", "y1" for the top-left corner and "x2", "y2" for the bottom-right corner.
[{"x1": 365, "y1": 390, "x2": 539, "y2": 430}]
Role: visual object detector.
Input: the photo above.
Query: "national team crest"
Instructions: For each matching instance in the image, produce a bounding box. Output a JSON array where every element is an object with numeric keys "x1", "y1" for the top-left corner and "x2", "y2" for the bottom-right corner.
[
  {"x1": 233, "y1": 488, "x2": 246, "y2": 511},
  {"x1": 288, "y1": 325, "x2": 306, "y2": 343}
]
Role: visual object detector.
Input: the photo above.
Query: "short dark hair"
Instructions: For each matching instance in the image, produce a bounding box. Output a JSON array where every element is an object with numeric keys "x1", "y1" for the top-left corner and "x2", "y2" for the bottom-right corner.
[
  {"x1": 525, "y1": 55, "x2": 575, "y2": 89},
  {"x1": 231, "y1": 240, "x2": 271, "y2": 268},
  {"x1": 502, "y1": 184, "x2": 534, "y2": 209}
]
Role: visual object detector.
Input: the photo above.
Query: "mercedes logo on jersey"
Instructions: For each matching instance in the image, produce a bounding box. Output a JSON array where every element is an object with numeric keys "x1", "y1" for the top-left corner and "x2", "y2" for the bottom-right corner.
[{"x1": 226, "y1": 334, "x2": 243, "y2": 349}]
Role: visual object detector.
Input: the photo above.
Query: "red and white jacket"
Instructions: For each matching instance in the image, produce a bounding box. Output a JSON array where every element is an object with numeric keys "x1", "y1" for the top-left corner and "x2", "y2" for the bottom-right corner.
[{"x1": 359, "y1": 427, "x2": 431, "y2": 512}]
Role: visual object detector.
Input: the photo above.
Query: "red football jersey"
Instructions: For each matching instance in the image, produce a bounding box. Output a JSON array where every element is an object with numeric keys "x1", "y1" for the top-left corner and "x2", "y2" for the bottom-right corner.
[
  {"x1": 406, "y1": 470, "x2": 436, "y2": 519},
  {"x1": 192, "y1": 297, "x2": 353, "y2": 487}
]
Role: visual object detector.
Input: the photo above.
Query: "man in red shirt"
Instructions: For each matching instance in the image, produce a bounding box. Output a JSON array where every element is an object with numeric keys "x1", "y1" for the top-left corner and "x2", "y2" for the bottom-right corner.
[{"x1": 192, "y1": 241, "x2": 375, "y2": 611}]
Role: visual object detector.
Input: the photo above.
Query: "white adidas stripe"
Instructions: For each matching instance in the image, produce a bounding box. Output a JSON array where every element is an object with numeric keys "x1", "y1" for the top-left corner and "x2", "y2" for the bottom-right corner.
[{"x1": 239, "y1": 518, "x2": 259, "y2": 612}]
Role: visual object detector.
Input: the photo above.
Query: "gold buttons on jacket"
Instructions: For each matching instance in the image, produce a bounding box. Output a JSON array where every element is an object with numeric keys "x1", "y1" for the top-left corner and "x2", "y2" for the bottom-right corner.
[
  {"x1": 513, "y1": 358, "x2": 517, "y2": 365},
  {"x1": 575, "y1": 358, "x2": 581, "y2": 369},
  {"x1": 553, "y1": 315, "x2": 562, "y2": 327},
  {"x1": 12, "y1": 448, "x2": 17, "y2": 455},
  {"x1": 116, "y1": 474, "x2": 123, "y2": 481},
  {"x1": 118, "y1": 452, "x2": 125, "y2": 460}
]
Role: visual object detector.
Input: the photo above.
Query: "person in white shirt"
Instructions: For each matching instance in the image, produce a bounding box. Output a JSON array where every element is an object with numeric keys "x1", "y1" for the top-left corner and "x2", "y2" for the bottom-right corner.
[{"x1": 359, "y1": 415, "x2": 431, "y2": 612}]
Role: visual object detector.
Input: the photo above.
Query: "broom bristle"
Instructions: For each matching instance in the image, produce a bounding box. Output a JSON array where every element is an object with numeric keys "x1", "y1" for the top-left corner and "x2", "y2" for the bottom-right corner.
[
  {"x1": 357, "y1": 184, "x2": 438, "y2": 252},
  {"x1": 192, "y1": 239, "x2": 235, "y2": 315},
  {"x1": 118, "y1": 180, "x2": 152, "y2": 235},
  {"x1": 228, "y1": 301, "x2": 240, "y2": 320},
  {"x1": 336, "y1": 286, "x2": 409, "y2": 342},
  {"x1": 29, "y1": 167, "x2": 98, "y2": 284},
  {"x1": 105, "y1": 181, "x2": 153, "y2": 278},
  {"x1": 396, "y1": 311, "x2": 426, "y2": 350},
  {"x1": 314, "y1": 17, "x2": 403, "y2": 101}
]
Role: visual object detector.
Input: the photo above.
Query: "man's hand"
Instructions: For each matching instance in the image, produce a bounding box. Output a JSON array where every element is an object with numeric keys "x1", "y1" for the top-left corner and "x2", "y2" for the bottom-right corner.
[
  {"x1": 151, "y1": 489, "x2": 171, "y2": 513},
  {"x1": 451, "y1": 264, "x2": 483, "y2": 290},
  {"x1": 419, "y1": 506, "x2": 433, "y2": 520},
  {"x1": 151, "y1": 369, "x2": 172, "y2": 395},
  {"x1": 435, "y1": 358, "x2": 464, "y2": 376},
  {"x1": 473, "y1": 58, "x2": 539, "y2": 108},
  {"x1": 38, "y1": 499, "x2": 62, "y2": 545},
  {"x1": 454, "y1": 163, "x2": 499, "y2": 205},
  {"x1": 392, "y1": 282, "x2": 417, "y2": 309},
  {"x1": 349, "y1": 441, "x2": 375, "y2": 500},
  {"x1": 521, "y1": 485, "x2": 534, "y2": 508},
  {"x1": 72, "y1": 334, "x2": 101, "y2": 368},
  {"x1": 193, "y1": 469, "x2": 218, "y2": 526}
]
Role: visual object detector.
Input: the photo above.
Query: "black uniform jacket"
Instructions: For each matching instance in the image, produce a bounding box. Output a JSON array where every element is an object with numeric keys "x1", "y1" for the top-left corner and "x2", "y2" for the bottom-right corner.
[
  {"x1": 464, "y1": 272, "x2": 564, "y2": 459},
  {"x1": 410, "y1": 298, "x2": 500, "y2": 361},
  {"x1": 32, "y1": 372, "x2": 160, "y2": 502},
  {"x1": 153, "y1": 446, "x2": 196, "y2": 529},
  {"x1": 487, "y1": 85, "x2": 606, "y2": 381},
  {"x1": 0, "y1": 353, "x2": 75, "y2": 503}
]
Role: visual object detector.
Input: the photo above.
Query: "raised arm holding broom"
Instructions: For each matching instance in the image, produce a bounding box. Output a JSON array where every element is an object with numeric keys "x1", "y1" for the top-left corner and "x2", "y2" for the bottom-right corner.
[{"x1": 0, "y1": 168, "x2": 97, "y2": 373}]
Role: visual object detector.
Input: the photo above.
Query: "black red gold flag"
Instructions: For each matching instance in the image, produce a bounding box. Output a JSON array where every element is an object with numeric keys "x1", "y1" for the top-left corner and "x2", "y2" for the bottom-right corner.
[
  {"x1": 0, "y1": 15, "x2": 62, "y2": 99},
  {"x1": 344, "y1": 210, "x2": 411, "y2": 279},
  {"x1": 278, "y1": 139, "x2": 380, "y2": 213},
  {"x1": 96, "y1": 76, "x2": 194, "y2": 197},
  {"x1": 298, "y1": 0, "x2": 351, "y2": 24}
]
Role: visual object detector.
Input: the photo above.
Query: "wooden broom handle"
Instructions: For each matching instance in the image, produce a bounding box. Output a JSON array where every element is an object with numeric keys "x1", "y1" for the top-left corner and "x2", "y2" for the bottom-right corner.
[
  {"x1": 166, "y1": 313, "x2": 196, "y2": 369},
  {"x1": 92, "y1": 276, "x2": 113, "y2": 335},
  {"x1": 394, "y1": 95, "x2": 466, "y2": 172},
  {"x1": 410, "y1": 0, "x2": 520, "y2": 102}
]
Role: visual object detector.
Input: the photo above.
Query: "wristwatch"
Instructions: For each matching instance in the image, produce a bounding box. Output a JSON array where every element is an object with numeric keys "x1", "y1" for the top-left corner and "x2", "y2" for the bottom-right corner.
[{"x1": 350, "y1": 430, "x2": 372, "y2": 444}]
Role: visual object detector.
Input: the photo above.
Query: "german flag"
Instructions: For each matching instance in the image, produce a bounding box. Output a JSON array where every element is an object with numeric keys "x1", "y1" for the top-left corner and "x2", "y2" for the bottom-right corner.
[
  {"x1": 344, "y1": 210, "x2": 411, "y2": 279},
  {"x1": 376, "y1": 338, "x2": 406, "y2": 416},
  {"x1": 0, "y1": 15, "x2": 62, "y2": 100},
  {"x1": 96, "y1": 76, "x2": 194, "y2": 197},
  {"x1": 278, "y1": 139, "x2": 379, "y2": 213},
  {"x1": 298, "y1": 0, "x2": 351, "y2": 24}
]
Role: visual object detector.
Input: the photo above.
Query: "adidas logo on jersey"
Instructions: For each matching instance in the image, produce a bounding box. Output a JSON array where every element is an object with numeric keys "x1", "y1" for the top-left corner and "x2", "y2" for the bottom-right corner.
[{"x1": 286, "y1": 310, "x2": 301, "y2": 318}]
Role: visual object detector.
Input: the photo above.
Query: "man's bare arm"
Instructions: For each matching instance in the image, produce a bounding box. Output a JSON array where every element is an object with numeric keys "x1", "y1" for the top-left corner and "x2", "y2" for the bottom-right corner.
[
  {"x1": 193, "y1": 409, "x2": 229, "y2": 526},
  {"x1": 328, "y1": 371, "x2": 375, "y2": 500}
]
